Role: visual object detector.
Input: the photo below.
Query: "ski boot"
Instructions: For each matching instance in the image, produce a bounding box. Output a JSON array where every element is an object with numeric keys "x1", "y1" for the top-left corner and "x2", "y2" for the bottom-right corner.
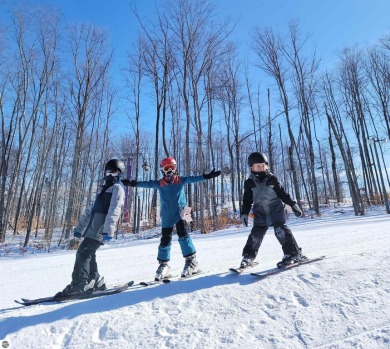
[
  {"x1": 240, "y1": 255, "x2": 254, "y2": 269},
  {"x1": 155, "y1": 261, "x2": 171, "y2": 281},
  {"x1": 181, "y1": 254, "x2": 199, "y2": 277},
  {"x1": 54, "y1": 280, "x2": 94, "y2": 298},
  {"x1": 90, "y1": 276, "x2": 107, "y2": 292},
  {"x1": 277, "y1": 248, "x2": 307, "y2": 268}
]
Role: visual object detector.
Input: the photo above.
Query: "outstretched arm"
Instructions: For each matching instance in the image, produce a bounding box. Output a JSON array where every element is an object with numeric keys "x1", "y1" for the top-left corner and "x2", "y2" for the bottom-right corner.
[{"x1": 122, "y1": 178, "x2": 160, "y2": 189}]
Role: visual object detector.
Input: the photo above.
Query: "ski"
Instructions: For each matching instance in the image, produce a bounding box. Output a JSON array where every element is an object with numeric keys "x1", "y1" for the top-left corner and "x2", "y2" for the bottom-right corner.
[
  {"x1": 139, "y1": 276, "x2": 175, "y2": 287},
  {"x1": 229, "y1": 262, "x2": 259, "y2": 274},
  {"x1": 15, "y1": 281, "x2": 134, "y2": 306},
  {"x1": 250, "y1": 256, "x2": 326, "y2": 279},
  {"x1": 112, "y1": 280, "x2": 135, "y2": 288},
  {"x1": 15, "y1": 296, "x2": 54, "y2": 306},
  {"x1": 139, "y1": 270, "x2": 202, "y2": 286}
]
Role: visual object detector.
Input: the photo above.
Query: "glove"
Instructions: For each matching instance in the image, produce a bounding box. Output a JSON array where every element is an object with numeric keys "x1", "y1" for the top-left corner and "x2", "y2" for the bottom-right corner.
[
  {"x1": 102, "y1": 234, "x2": 112, "y2": 242},
  {"x1": 203, "y1": 168, "x2": 221, "y2": 180},
  {"x1": 73, "y1": 231, "x2": 81, "y2": 239},
  {"x1": 241, "y1": 214, "x2": 248, "y2": 227},
  {"x1": 68, "y1": 238, "x2": 81, "y2": 250},
  {"x1": 291, "y1": 203, "x2": 303, "y2": 217},
  {"x1": 121, "y1": 179, "x2": 137, "y2": 187}
]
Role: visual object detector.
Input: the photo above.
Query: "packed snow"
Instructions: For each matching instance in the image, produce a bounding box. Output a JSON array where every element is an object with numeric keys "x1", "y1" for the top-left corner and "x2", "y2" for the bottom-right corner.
[{"x1": 1, "y1": 207, "x2": 389, "y2": 349}]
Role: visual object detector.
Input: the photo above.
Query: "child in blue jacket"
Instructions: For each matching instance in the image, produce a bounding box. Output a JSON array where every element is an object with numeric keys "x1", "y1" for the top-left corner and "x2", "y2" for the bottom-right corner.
[{"x1": 123, "y1": 157, "x2": 220, "y2": 280}]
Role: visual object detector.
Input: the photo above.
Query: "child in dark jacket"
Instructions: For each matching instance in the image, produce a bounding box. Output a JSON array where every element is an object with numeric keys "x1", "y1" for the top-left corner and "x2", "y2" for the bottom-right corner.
[
  {"x1": 123, "y1": 157, "x2": 220, "y2": 280},
  {"x1": 56, "y1": 159, "x2": 126, "y2": 297},
  {"x1": 240, "y1": 152, "x2": 306, "y2": 269}
]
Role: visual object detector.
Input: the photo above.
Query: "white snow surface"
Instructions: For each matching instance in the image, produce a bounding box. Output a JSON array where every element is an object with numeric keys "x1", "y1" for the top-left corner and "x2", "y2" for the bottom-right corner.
[{"x1": 1, "y1": 209, "x2": 390, "y2": 349}]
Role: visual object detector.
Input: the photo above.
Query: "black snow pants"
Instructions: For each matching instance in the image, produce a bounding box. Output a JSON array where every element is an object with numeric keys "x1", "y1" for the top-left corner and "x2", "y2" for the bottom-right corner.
[
  {"x1": 242, "y1": 223, "x2": 299, "y2": 259},
  {"x1": 71, "y1": 237, "x2": 102, "y2": 286}
]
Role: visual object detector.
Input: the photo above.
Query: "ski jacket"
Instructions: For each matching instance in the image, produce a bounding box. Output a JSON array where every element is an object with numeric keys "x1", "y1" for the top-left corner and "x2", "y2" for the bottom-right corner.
[
  {"x1": 241, "y1": 172, "x2": 296, "y2": 226},
  {"x1": 74, "y1": 182, "x2": 125, "y2": 243},
  {"x1": 135, "y1": 174, "x2": 205, "y2": 228}
]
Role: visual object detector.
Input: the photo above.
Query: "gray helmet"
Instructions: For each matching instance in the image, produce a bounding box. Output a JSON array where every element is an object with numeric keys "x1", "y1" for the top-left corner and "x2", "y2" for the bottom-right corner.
[
  {"x1": 247, "y1": 152, "x2": 268, "y2": 167},
  {"x1": 105, "y1": 159, "x2": 125, "y2": 173}
]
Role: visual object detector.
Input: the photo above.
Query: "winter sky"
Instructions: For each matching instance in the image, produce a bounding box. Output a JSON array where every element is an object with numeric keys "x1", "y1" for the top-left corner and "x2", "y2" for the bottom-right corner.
[
  {"x1": 2, "y1": 0, "x2": 389, "y2": 91},
  {"x1": 1, "y1": 0, "x2": 390, "y2": 143},
  {"x1": 48, "y1": 0, "x2": 390, "y2": 70},
  {"x1": 54, "y1": 0, "x2": 390, "y2": 137},
  {"x1": 2, "y1": 0, "x2": 390, "y2": 109}
]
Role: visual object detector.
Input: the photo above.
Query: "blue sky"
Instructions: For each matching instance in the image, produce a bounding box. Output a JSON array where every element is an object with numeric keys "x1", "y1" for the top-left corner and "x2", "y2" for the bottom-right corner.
[
  {"x1": 1, "y1": 0, "x2": 390, "y2": 133},
  {"x1": 216, "y1": 0, "x2": 390, "y2": 65},
  {"x1": 40, "y1": 0, "x2": 390, "y2": 72},
  {"x1": 3, "y1": 0, "x2": 390, "y2": 88}
]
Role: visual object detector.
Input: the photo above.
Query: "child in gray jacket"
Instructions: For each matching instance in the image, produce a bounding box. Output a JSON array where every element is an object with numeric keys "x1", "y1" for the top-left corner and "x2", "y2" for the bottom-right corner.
[{"x1": 56, "y1": 159, "x2": 125, "y2": 297}]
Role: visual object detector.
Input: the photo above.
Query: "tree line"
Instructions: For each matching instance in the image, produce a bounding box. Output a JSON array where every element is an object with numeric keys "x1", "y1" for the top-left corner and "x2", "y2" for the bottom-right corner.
[{"x1": 0, "y1": 0, "x2": 389, "y2": 246}]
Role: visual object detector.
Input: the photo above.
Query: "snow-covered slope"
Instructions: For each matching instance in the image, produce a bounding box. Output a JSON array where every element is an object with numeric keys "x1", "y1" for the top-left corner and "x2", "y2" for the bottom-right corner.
[{"x1": 1, "y1": 212, "x2": 389, "y2": 348}]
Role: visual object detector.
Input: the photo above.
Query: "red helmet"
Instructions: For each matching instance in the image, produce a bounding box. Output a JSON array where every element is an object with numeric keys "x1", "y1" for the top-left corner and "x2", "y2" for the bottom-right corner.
[{"x1": 160, "y1": 157, "x2": 177, "y2": 175}]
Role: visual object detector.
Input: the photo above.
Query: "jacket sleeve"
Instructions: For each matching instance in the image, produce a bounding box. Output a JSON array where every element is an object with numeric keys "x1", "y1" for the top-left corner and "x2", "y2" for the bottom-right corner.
[
  {"x1": 74, "y1": 204, "x2": 93, "y2": 235},
  {"x1": 181, "y1": 174, "x2": 206, "y2": 185},
  {"x1": 134, "y1": 179, "x2": 160, "y2": 189},
  {"x1": 271, "y1": 176, "x2": 296, "y2": 206},
  {"x1": 102, "y1": 183, "x2": 125, "y2": 236},
  {"x1": 241, "y1": 178, "x2": 255, "y2": 215}
]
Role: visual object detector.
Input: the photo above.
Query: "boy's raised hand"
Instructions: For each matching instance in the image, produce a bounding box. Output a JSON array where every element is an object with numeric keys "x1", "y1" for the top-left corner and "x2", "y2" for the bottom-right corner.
[
  {"x1": 291, "y1": 203, "x2": 303, "y2": 217},
  {"x1": 203, "y1": 168, "x2": 221, "y2": 180}
]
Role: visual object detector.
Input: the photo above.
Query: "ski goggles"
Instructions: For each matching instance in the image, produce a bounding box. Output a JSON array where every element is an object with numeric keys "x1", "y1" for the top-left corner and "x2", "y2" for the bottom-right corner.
[{"x1": 161, "y1": 164, "x2": 176, "y2": 174}]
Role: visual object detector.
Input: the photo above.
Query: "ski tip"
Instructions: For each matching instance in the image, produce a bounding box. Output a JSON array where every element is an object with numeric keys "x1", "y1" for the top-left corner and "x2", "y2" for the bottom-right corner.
[
  {"x1": 302, "y1": 255, "x2": 326, "y2": 262},
  {"x1": 229, "y1": 268, "x2": 242, "y2": 273},
  {"x1": 162, "y1": 279, "x2": 171, "y2": 283}
]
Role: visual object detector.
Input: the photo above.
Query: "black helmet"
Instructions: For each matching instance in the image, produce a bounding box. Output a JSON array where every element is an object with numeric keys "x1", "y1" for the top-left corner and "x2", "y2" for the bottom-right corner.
[
  {"x1": 105, "y1": 159, "x2": 125, "y2": 173},
  {"x1": 248, "y1": 152, "x2": 268, "y2": 167}
]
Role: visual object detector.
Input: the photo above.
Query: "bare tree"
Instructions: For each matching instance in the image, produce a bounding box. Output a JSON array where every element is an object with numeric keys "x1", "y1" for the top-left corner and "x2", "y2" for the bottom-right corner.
[
  {"x1": 64, "y1": 24, "x2": 113, "y2": 238},
  {"x1": 251, "y1": 26, "x2": 303, "y2": 207},
  {"x1": 283, "y1": 21, "x2": 320, "y2": 213},
  {"x1": 365, "y1": 46, "x2": 390, "y2": 140},
  {"x1": 0, "y1": 6, "x2": 60, "y2": 243},
  {"x1": 124, "y1": 37, "x2": 144, "y2": 231},
  {"x1": 217, "y1": 50, "x2": 246, "y2": 213},
  {"x1": 321, "y1": 71, "x2": 364, "y2": 215}
]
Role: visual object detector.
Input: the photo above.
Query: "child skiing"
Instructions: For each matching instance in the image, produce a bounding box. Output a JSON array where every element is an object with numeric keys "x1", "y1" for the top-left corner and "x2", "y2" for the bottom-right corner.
[
  {"x1": 122, "y1": 157, "x2": 220, "y2": 280},
  {"x1": 55, "y1": 159, "x2": 126, "y2": 297},
  {"x1": 239, "y1": 152, "x2": 306, "y2": 269}
]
